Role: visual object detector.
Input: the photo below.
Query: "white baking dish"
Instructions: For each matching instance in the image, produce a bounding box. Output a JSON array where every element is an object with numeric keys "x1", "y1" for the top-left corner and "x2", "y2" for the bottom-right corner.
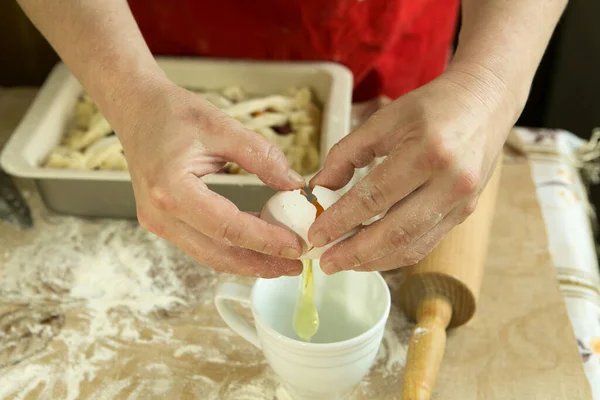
[{"x1": 0, "y1": 58, "x2": 353, "y2": 217}]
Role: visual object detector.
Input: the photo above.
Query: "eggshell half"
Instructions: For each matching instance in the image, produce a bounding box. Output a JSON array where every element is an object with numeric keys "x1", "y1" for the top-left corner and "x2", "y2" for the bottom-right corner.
[
  {"x1": 259, "y1": 185, "x2": 357, "y2": 260},
  {"x1": 259, "y1": 189, "x2": 315, "y2": 253}
]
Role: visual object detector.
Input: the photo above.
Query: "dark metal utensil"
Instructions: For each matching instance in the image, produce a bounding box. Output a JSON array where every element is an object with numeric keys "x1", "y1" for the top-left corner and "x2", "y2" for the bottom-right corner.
[
  {"x1": 302, "y1": 184, "x2": 316, "y2": 203},
  {"x1": 0, "y1": 169, "x2": 33, "y2": 229}
]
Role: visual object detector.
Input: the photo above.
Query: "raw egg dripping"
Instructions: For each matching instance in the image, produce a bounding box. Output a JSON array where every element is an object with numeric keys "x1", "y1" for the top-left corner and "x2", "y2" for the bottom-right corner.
[
  {"x1": 258, "y1": 186, "x2": 358, "y2": 342},
  {"x1": 293, "y1": 192, "x2": 324, "y2": 342}
]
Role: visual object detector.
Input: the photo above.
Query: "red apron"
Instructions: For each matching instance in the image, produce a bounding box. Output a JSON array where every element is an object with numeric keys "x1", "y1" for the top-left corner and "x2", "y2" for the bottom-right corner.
[{"x1": 128, "y1": 0, "x2": 459, "y2": 101}]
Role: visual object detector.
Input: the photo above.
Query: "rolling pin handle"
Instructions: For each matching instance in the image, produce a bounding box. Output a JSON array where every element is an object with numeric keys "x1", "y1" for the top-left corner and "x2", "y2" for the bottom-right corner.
[{"x1": 402, "y1": 295, "x2": 453, "y2": 400}]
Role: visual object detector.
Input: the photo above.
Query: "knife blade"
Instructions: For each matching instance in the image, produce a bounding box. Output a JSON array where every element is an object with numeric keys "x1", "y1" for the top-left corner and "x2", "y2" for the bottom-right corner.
[
  {"x1": 0, "y1": 169, "x2": 33, "y2": 229},
  {"x1": 302, "y1": 184, "x2": 316, "y2": 203}
]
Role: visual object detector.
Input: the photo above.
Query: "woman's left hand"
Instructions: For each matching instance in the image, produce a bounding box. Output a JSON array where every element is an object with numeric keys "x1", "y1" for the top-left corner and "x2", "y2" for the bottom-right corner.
[{"x1": 308, "y1": 66, "x2": 521, "y2": 274}]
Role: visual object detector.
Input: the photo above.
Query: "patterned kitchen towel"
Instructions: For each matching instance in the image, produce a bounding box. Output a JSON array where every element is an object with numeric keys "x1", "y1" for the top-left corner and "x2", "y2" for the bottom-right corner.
[{"x1": 509, "y1": 127, "x2": 600, "y2": 399}]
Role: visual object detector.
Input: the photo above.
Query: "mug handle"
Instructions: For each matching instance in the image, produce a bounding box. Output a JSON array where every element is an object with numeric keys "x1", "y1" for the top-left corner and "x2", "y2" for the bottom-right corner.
[{"x1": 214, "y1": 282, "x2": 261, "y2": 349}]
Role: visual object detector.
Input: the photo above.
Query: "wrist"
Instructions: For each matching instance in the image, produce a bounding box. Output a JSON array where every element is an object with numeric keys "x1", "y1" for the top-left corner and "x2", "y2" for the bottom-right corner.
[
  {"x1": 82, "y1": 56, "x2": 171, "y2": 132},
  {"x1": 79, "y1": 51, "x2": 169, "y2": 120},
  {"x1": 443, "y1": 58, "x2": 527, "y2": 125}
]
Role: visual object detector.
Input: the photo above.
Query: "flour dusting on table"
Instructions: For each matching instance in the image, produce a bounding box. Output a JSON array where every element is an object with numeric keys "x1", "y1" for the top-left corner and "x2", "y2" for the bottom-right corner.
[{"x1": 0, "y1": 213, "x2": 411, "y2": 399}]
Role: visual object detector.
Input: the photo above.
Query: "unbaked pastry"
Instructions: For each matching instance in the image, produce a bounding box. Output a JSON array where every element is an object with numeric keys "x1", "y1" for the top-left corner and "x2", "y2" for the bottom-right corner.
[{"x1": 43, "y1": 86, "x2": 322, "y2": 176}]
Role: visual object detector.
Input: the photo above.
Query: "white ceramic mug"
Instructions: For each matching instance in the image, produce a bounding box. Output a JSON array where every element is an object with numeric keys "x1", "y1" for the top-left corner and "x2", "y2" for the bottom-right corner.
[{"x1": 214, "y1": 263, "x2": 391, "y2": 400}]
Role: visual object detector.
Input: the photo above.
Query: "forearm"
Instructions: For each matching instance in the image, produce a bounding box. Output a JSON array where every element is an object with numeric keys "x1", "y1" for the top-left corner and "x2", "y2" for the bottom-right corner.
[
  {"x1": 17, "y1": 0, "x2": 167, "y2": 127},
  {"x1": 449, "y1": 0, "x2": 568, "y2": 117}
]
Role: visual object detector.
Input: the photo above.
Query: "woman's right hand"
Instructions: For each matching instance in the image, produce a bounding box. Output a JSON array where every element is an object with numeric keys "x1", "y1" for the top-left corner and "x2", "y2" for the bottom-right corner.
[{"x1": 111, "y1": 78, "x2": 305, "y2": 278}]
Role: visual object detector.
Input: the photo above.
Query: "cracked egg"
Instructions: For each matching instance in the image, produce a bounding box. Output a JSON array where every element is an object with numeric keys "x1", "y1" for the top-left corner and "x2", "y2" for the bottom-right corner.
[{"x1": 259, "y1": 185, "x2": 356, "y2": 259}]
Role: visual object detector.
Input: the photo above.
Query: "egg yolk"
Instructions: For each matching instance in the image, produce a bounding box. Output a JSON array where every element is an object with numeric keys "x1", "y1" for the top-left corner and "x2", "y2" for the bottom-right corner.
[
  {"x1": 300, "y1": 189, "x2": 325, "y2": 218},
  {"x1": 312, "y1": 199, "x2": 324, "y2": 218}
]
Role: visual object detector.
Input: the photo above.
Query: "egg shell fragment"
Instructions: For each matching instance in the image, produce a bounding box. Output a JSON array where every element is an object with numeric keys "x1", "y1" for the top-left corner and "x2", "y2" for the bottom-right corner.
[{"x1": 259, "y1": 189, "x2": 315, "y2": 253}]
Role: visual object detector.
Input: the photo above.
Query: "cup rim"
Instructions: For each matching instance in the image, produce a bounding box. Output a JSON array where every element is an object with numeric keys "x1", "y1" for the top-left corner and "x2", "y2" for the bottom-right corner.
[{"x1": 250, "y1": 270, "x2": 391, "y2": 351}]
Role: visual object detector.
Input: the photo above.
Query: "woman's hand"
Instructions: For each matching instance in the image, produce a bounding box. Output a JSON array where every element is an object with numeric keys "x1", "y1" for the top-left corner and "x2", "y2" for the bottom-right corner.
[
  {"x1": 114, "y1": 80, "x2": 305, "y2": 278},
  {"x1": 309, "y1": 66, "x2": 521, "y2": 274}
]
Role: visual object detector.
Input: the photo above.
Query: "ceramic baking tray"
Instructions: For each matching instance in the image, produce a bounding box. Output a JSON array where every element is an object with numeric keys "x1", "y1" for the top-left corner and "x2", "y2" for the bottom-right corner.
[{"x1": 0, "y1": 58, "x2": 353, "y2": 217}]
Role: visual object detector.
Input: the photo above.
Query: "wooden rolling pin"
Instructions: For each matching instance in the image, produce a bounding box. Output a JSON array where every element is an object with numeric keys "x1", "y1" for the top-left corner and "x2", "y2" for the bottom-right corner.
[{"x1": 398, "y1": 156, "x2": 503, "y2": 400}]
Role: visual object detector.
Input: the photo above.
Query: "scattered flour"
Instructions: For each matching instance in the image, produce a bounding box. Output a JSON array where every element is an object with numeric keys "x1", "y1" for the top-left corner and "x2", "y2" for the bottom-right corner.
[
  {"x1": 413, "y1": 327, "x2": 430, "y2": 337},
  {"x1": 0, "y1": 212, "x2": 412, "y2": 399}
]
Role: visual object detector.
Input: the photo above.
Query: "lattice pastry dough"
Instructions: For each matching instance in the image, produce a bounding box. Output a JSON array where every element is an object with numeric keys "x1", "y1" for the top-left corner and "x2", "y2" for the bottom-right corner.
[{"x1": 44, "y1": 86, "x2": 322, "y2": 176}]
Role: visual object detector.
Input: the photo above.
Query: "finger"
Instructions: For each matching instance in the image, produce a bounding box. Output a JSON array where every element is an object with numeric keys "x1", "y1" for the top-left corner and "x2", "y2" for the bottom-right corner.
[
  {"x1": 309, "y1": 116, "x2": 391, "y2": 191},
  {"x1": 308, "y1": 143, "x2": 429, "y2": 247},
  {"x1": 156, "y1": 213, "x2": 302, "y2": 278},
  {"x1": 154, "y1": 174, "x2": 304, "y2": 259},
  {"x1": 212, "y1": 125, "x2": 305, "y2": 190},
  {"x1": 351, "y1": 207, "x2": 468, "y2": 272},
  {"x1": 319, "y1": 183, "x2": 452, "y2": 274}
]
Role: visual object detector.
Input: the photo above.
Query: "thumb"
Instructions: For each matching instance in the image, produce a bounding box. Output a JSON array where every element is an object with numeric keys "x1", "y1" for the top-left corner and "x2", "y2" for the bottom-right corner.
[
  {"x1": 310, "y1": 122, "x2": 383, "y2": 190},
  {"x1": 216, "y1": 127, "x2": 305, "y2": 190}
]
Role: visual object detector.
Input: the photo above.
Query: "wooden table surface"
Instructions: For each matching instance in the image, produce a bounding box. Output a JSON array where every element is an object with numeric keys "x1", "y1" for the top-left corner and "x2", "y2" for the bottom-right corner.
[
  {"x1": 433, "y1": 158, "x2": 592, "y2": 399},
  {"x1": 0, "y1": 88, "x2": 592, "y2": 399}
]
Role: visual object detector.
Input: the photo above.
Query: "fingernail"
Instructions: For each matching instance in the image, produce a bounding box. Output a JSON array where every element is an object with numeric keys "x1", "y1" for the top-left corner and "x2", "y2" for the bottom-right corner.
[
  {"x1": 282, "y1": 246, "x2": 301, "y2": 259},
  {"x1": 321, "y1": 260, "x2": 340, "y2": 275},
  {"x1": 308, "y1": 174, "x2": 320, "y2": 188},
  {"x1": 285, "y1": 267, "x2": 302, "y2": 276},
  {"x1": 311, "y1": 230, "x2": 330, "y2": 247},
  {"x1": 288, "y1": 170, "x2": 305, "y2": 186}
]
